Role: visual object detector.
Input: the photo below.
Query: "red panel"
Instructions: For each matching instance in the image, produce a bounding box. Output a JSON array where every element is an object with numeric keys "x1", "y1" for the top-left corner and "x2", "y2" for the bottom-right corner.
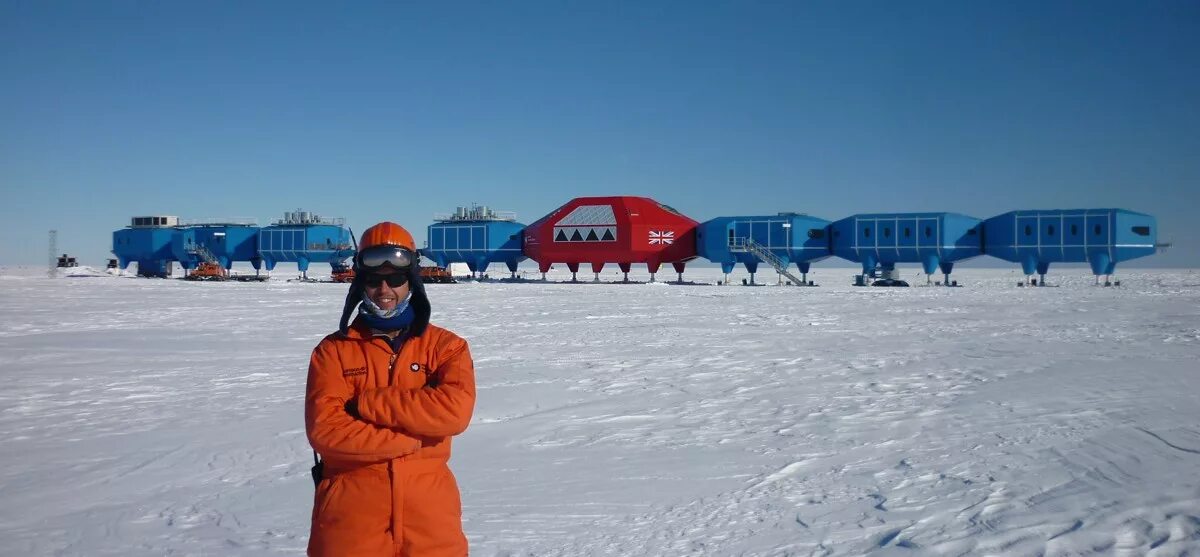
[{"x1": 524, "y1": 196, "x2": 698, "y2": 271}]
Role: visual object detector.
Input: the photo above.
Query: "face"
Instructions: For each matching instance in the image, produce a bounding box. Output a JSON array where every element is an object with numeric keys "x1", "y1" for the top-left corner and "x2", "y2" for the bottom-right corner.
[{"x1": 363, "y1": 267, "x2": 410, "y2": 311}]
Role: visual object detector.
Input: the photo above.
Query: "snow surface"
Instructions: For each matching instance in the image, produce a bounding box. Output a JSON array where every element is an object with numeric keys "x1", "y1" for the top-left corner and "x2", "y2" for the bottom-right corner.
[{"x1": 1, "y1": 266, "x2": 1199, "y2": 556}]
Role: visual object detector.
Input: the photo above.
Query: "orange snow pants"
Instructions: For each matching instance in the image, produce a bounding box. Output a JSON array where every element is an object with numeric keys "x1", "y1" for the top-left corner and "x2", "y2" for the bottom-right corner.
[{"x1": 308, "y1": 458, "x2": 466, "y2": 557}]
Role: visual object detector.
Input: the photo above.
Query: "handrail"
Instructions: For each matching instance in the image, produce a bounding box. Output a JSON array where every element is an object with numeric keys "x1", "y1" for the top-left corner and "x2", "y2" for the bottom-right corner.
[
  {"x1": 187, "y1": 244, "x2": 220, "y2": 265},
  {"x1": 729, "y1": 237, "x2": 805, "y2": 285},
  {"x1": 179, "y1": 218, "x2": 259, "y2": 226}
]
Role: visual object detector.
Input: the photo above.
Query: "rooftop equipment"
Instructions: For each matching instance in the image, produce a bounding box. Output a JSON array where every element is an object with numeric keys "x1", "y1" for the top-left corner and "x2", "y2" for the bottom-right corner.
[
  {"x1": 434, "y1": 204, "x2": 519, "y2": 223},
  {"x1": 129, "y1": 216, "x2": 180, "y2": 228},
  {"x1": 276, "y1": 210, "x2": 344, "y2": 226}
]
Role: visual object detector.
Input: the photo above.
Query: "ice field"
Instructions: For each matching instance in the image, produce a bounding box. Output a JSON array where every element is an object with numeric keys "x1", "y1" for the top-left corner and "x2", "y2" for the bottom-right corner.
[{"x1": 1, "y1": 265, "x2": 1199, "y2": 556}]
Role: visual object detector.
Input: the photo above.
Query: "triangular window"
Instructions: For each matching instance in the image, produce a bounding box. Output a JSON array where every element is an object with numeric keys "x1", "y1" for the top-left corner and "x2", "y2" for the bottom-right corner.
[
  {"x1": 570, "y1": 230, "x2": 584, "y2": 242},
  {"x1": 555, "y1": 230, "x2": 568, "y2": 242},
  {"x1": 601, "y1": 228, "x2": 615, "y2": 241},
  {"x1": 586, "y1": 229, "x2": 599, "y2": 241}
]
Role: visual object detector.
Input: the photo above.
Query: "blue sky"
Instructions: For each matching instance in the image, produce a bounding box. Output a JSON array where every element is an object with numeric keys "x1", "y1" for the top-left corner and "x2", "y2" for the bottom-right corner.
[{"x1": 2, "y1": 1, "x2": 1197, "y2": 267}]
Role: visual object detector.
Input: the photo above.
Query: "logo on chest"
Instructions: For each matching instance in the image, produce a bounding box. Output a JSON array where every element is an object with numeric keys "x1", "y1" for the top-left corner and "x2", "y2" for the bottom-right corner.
[{"x1": 342, "y1": 366, "x2": 367, "y2": 377}]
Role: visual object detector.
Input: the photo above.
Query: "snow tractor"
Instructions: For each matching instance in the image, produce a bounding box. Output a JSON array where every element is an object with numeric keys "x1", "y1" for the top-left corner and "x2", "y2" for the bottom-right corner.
[
  {"x1": 186, "y1": 261, "x2": 228, "y2": 281},
  {"x1": 330, "y1": 262, "x2": 355, "y2": 283},
  {"x1": 420, "y1": 265, "x2": 456, "y2": 284}
]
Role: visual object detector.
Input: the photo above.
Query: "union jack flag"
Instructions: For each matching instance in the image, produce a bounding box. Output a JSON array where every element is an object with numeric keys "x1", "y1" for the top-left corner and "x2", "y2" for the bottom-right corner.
[{"x1": 648, "y1": 230, "x2": 675, "y2": 245}]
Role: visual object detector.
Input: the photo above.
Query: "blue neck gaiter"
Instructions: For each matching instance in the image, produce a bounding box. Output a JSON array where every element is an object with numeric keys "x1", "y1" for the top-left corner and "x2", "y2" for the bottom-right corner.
[{"x1": 359, "y1": 292, "x2": 414, "y2": 331}]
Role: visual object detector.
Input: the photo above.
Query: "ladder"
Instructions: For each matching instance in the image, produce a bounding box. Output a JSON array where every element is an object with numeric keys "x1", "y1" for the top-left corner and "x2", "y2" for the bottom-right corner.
[{"x1": 729, "y1": 237, "x2": 805, "y2": 286}]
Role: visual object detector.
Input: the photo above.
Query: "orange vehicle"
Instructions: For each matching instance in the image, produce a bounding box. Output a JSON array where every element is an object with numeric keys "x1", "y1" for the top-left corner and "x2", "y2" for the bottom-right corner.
[
  {"x1": 186, "y1": 261, "x2": 227, "y2": 281},
  {"x1": 330, "y1": 262, "x2": 355, "y2": 283},
  {"x1": 419, "y1": 265, "x2": 456, "y2": 284}
]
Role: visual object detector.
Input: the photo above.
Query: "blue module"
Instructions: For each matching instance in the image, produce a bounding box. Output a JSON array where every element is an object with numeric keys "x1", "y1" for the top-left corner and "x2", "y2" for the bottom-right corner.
[
  {"x1": 257, "y1": 211, "x2": 353, "y2": 276},
  {"x1": 112, "y1": 216, "x2": 181, "y2": 277},
  {"x1": 696, "y1": 213, "x2": 831, "y2": 283},
  {"x1": 983, "y1": 209, "x2": 1157, "y2": 283},
  {"x1": 831, "y1": 212, "x2": 983, "y2": 284},
  {"x1": 171, "y1": 223, "x2": 260, "y2": 270},
  {"x1": 423, "y1": 205, "x2": 527, "y2": 278}
]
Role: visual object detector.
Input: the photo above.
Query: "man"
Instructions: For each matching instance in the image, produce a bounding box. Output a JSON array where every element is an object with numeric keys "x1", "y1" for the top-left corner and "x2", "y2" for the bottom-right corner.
[{"x1": 305, "y1": 222, "x2": 475, "y2": 556}]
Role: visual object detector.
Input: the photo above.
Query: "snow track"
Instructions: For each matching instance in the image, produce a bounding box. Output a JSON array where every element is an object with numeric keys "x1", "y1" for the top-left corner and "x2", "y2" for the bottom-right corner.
[{"x1": 1, "y1": 267, "x2": 1198, "y2": 555}]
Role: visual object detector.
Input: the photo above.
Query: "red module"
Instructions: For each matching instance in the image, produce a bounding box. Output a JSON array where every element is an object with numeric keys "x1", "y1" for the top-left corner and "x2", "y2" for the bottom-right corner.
[{"x1": 523, "y1": 196, "x2": 699, "y2": 280}]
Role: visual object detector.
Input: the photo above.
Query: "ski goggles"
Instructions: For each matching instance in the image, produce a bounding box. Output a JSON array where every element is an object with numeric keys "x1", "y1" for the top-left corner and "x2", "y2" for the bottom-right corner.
[
  {"x1": 356, "y1": 245, "x2": 417, "y2": 270},
  {"x1": 363, "y1": 272, "x2": 410, "y2": 288}
]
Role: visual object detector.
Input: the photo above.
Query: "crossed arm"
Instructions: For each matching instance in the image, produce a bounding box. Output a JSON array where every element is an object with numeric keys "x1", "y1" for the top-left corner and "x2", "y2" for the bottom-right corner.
[
  {"x1": 305, "y1": 336, "x2": 477, "y2": 463},
  {"x1": 305, "y1": 342, "x2": 421, "y2": 463},
  {"x1": 355, "y1": 338, "x2": 476, "y2": 438}
]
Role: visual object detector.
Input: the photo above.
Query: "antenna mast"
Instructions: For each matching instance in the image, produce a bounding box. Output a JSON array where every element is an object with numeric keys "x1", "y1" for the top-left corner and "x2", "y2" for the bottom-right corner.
[{"x1": 48, "y1": 230, "x2": 57, "y2": 278}]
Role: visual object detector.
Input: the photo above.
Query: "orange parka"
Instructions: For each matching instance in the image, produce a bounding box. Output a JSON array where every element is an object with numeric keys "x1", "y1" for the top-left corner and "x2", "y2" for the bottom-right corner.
[{"x1": 305, "y1": 317, "x2": 475, "y2": 557}]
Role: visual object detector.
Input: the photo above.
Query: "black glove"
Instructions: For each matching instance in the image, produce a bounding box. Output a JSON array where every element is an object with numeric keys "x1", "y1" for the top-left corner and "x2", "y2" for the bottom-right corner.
[
  {"x1": 311, "y1": 451, "x2": 323, "y2": 487},
  {"x1": 344, "y1": 398, "x2": 361, "y2": 419}
]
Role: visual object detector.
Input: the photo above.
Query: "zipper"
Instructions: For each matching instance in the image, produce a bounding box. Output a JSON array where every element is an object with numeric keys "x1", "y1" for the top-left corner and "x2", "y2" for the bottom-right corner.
[
  {"x1": 354, "y1": 333, "x2": 406, "y2": 540},
  {"x1": 385, "y1": 341, "x2": 400, "y2": 541}
]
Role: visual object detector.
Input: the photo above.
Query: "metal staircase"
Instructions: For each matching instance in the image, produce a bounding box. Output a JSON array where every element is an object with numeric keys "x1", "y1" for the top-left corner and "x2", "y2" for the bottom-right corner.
[
  {"x1": 188, "y1": 244, "x2": 220, "y2": 266},
  {"x1": 729, "y1": 237, "x2": 804, "y2": 286}
]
